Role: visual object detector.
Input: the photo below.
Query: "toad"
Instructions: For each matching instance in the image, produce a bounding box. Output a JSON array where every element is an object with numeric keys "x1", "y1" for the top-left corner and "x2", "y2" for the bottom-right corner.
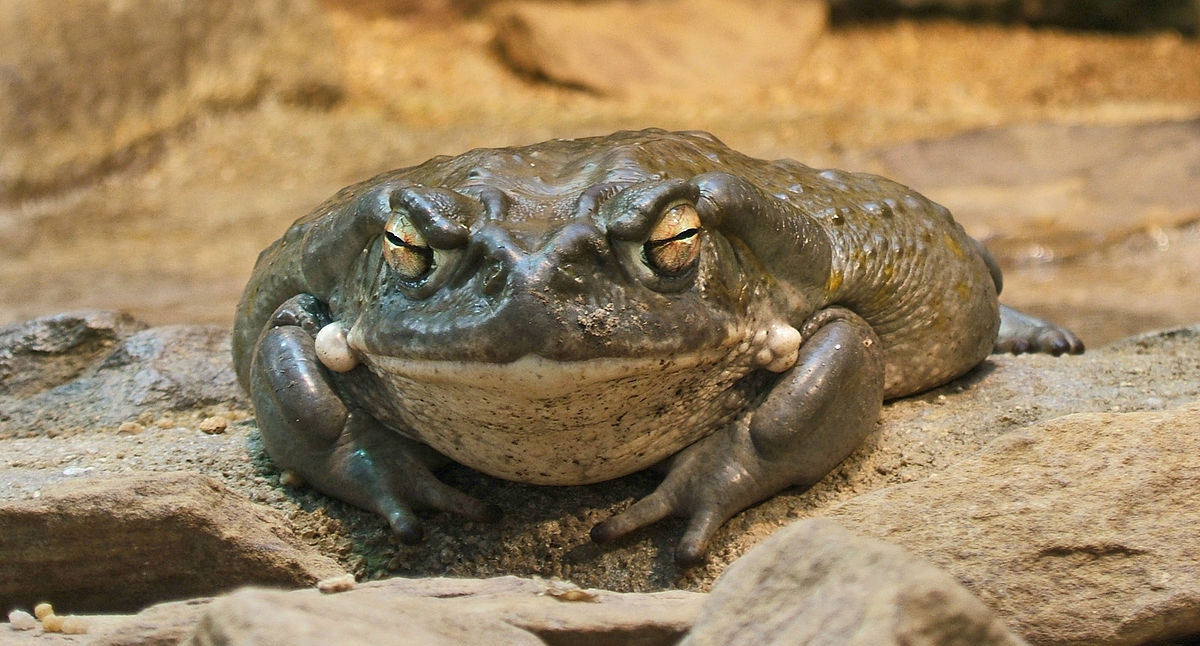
[{"x1": 233, "y1": 129, "x2": 1082, "y2": 564}]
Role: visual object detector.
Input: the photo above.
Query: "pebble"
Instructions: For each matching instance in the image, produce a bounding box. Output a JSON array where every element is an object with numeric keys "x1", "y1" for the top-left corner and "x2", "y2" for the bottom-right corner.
[
  {"x1": 32, "y1": 603, "x2": 53, "y2": 620},
  {"x1": 21, "y1": 602, "x2": 88, "y2": 634},
  {"x1": 7, "y1": 610, "x2": 37, "y2": 631},
  {"x1": 279, "y1": 470, "x2": 305, "y2": 487},
  {"x1": 41, "y1": 615, "x2": 65, "y2": 632},
  {"x1": 199, "y1": 415, "x2": 229, "y2": 435},
  {"x1": 316, "y1": 573, "x2": 357, "y2": 594}
]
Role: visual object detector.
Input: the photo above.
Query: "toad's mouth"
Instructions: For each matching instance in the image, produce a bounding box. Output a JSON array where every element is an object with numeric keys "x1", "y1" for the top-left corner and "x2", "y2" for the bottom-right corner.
[{"x1": 362, "y1": 351, "x2": 734, "y2": 399}]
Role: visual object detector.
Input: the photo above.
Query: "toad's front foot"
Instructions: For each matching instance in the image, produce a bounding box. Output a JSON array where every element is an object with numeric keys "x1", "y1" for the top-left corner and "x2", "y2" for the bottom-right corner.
[
  {"x1": 249, "y1": 295, "x2": 500, "y2": 542},
  {"x1": 593, "y1": 308, "x2": 885, "y2": 565}
]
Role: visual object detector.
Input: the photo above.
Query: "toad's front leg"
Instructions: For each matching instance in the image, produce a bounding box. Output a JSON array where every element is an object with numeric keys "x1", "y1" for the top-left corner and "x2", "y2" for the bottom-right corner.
[
  {"x1": 249, "y1": 294, "x2": 500, "y2": 542},
  {"x1": 591, "y1": 307, "x2": 884, "y2": 565}
]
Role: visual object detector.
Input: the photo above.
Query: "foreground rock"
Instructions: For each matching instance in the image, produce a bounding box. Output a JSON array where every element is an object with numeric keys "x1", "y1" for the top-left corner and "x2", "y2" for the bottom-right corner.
[
  {"x1": 685, "y1": 518, "x2": 1028, "y2": 646},
  {"x1": 192, "y1": 577, "x2": 700, "y2": 646},
  {"x1": 0, "y1": 0, "x2": 341, "y2": 201},
  {"x1": 0, "y1": 471, "x2": 346, "y2": 615},
  {"x1": 828, "y1": 402, "x2": 1200, "y2": 646},
  {"x1": 2, "y1": 525, "x2": 1027, "y2": 646},
  {"x1": 27, "y1": 577, "x2": 699, "y2": 646}
]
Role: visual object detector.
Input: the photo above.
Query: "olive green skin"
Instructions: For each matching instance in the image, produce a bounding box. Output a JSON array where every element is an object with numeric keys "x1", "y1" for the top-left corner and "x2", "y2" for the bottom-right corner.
[{"x1": 233, "y1": 129, "x2": 1081, "y2": 564}]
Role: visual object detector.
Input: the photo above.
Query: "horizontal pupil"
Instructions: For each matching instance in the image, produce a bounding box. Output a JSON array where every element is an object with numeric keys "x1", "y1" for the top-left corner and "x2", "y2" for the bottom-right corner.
[
  {"x1": 385, "y1": 230, "x2": 428, "y2": 250},
  {"x1": 646, "y1": 228, "x2": 698, "y2": 249}
]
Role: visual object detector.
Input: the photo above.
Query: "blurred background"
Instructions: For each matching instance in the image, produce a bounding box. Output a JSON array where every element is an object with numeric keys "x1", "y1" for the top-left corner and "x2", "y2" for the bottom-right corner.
[{"x1": 2, "y1": 0, "x2": 1198, "y2": 347}]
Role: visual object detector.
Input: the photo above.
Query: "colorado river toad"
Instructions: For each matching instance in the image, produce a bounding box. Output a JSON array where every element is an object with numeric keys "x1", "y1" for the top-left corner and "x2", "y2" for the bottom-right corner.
[{"x1": 232, "y1": 129, "x2": 1082, "y2": 564}]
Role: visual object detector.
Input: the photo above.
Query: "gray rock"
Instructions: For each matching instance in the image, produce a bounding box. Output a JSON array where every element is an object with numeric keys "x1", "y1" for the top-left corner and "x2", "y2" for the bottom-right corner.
[
  {"x1": 685, "y1": 518, "x2": 1028, "y2": 646},
  {"x1": 0, "y1": 310, "x2": 146, "y2": 401},
  {"x1": 826, "y1": 401, "x2": 1200, "y2": 646},
  {"x1": 492, "y1": 0, "x2": 827, "y2": 95},
  {"x1": 0, "y1": 471, "x2": 346, "y2": 615},
  {"x1": 183, "y1": 576, "x2": 701, "y2": 646},
  {"x1": 0, "y1": 311, "x2": 247, "y2": 440},
  {"x1": 0, "y1": 0, "x2": 342, "y2": 201}
]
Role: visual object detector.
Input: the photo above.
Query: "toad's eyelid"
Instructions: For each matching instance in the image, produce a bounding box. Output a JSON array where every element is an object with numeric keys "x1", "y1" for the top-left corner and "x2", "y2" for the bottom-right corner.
[
  {"x1": 390, "y1": 187, "x2": 473, "y2": 249},
  {"x1": 601, "y1": 180, "x2": 700, "y2": 240}
]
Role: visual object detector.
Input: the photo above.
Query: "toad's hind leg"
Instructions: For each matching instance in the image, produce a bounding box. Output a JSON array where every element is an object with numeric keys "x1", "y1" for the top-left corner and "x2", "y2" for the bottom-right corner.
[
  {"x1": 250, "y1": 295, "x2": 500, "y2": 543},
  {"x1": 971, "y1": 238, "x2": 1085, "y2": 356},
  {"x1": 995, "y1": 304, "x2": 1085, "y2": 355},
  {"x1": 591, "y1": 307, "x2": 884, "y2": 565}
]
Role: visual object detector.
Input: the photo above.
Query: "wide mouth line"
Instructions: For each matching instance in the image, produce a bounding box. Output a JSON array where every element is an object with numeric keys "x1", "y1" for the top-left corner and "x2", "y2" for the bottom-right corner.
[{"x1": 362, "y1": 349, "x2": 733, "y2": 392}]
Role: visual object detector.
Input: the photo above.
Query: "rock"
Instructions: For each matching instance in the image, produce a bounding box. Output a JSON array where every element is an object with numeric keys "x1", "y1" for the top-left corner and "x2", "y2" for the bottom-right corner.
[
  {"x1": 0, "y1": 310, "x2": 146, "y2": 401},
  {"x1": 850, "y1": 119, "x2": 1200, "y2": 264},
  {"x1": 88, "y1": 599, "x2": 216, "y2": 646},
  {"x1": 0, "y1": 471, "x2": 346, "y2": 615},
  {"x1": 0, "y1": 576, "x2": 701, "y2": 645},
  {"x1": 3, "y1": 319, "x2": 1199, "y2": 602},
  {"x1": 0, "y1": 0, "x2": 342, "y2": 201},
  {"x1": 826, "y1": 401, "x2": 1200, "y2": 646},
  {"x1": 684, "y1": 518, "x2": 1028, "y2": 646},
  {"x1": 182, "y1": 576, "x2": 701, "y2": 646},
  {"x1": 491, "y1": 0, "x2": 827, "y2": 95},
  {"x1": 0, "y1": 311, "x2": 247, "y2": 440}
]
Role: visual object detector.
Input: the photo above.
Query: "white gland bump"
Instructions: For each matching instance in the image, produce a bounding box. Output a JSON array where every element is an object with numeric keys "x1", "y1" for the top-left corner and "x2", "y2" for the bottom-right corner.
[
  {"x1": 315, "y1": 321, "x2": 359, "y2": 372},
  {"x1": 752, "y1": 323, "x2": 803, "y2": 373}
]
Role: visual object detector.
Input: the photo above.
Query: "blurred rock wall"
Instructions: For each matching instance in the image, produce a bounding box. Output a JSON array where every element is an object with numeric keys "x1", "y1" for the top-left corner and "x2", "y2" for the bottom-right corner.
[{"x1": 0, "y1": 0, "x2": 341, "y2": 201}]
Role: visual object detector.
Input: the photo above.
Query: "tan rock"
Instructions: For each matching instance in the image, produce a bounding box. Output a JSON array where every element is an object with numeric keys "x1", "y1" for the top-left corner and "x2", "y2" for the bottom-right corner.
[
  {"x1": 684, "y1": 518, "x2": 1027, "y2": 646},
  {"x1": 492, "y1": 0, "x2": 826, "y2": 96},
  {"x1": 87, "y1": 599, "x2": 215, "y2": 646},
  {"x1": 0, "y1": 471, "x2": 346, "y2": 614},
  {"x1": 827, "y1": 402, "x2": 1200, "y2": 646},
  {"x1": 0, "y1": 0, "x2": 341, "y2": 200},
  {"x1": 854, "y1": 120, "x2": 1200, "y2": 264},
  {"x1": 183, "y1": 576, "x2": 703, "y2": 646}
]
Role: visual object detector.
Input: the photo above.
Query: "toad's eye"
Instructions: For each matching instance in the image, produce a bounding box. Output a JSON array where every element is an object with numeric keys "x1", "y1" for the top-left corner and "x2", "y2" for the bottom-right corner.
[
  {"x1": 383, "y1": 213, "x2": 434, "y2": 281},
  {"x1": 643, "y1": 202, "x2": 701, "y2": 277}
]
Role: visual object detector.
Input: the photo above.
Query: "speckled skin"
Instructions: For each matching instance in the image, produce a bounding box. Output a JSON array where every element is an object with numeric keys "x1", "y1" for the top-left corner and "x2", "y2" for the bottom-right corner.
[{"x1": 233, "y1": 129, "x2": 1082, "y2": 563}]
